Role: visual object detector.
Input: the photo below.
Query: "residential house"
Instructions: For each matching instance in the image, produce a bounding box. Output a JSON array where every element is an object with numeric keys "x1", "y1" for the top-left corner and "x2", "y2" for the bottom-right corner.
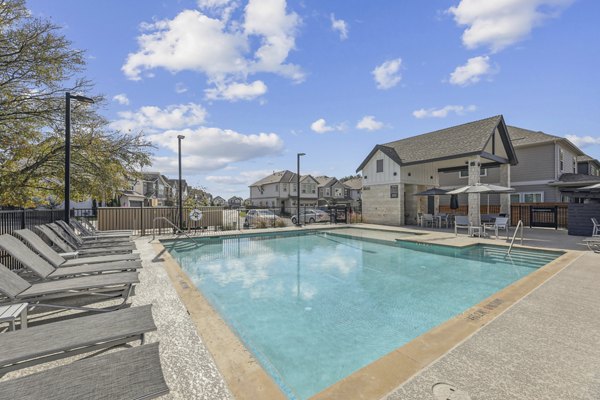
[
  {"x1": 228, "y1": 196, "x2": 243, "y2": 208},
  {"x1": 119, "y1": 172, "x2": 171, "y2": 207},
  {"x1": 315, "y1": 176, "x2": 352, "y2": 207},
  {"x1": 165, "y1": 177, "x2": 189, "y2": 204},
  {"x1": 577, "y1": 155, "x2": 600, "y2": 176},
  {"x1": 439, "y1": 125, "x2": 588, "y2": 205},
  {"x1": 356, "y1": 115, "x2": 517, "y2": 226},
  {"x1": 212, "y1": 196, "x2": 227, "y2": 206},
  {"x1": 249, "y1": 170, "x2": 319, "y2": 212},
  {"x1": 341, "y1": 177, "x2": 362, "y2": 211},
  {"x1": 243, "y1": 198, "x2": 253, "y2": 207}
]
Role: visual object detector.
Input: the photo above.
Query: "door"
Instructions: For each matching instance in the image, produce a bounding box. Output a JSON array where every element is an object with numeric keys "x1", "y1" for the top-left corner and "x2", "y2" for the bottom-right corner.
[{"x1": 427, "y1": 196, "x2": 435, "y2": 214}]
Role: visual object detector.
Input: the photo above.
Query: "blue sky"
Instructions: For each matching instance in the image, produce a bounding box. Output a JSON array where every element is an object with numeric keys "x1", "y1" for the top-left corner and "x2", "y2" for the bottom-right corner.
[{"x1": 28, "y1": 0, "x2": 600, "y2": 198}]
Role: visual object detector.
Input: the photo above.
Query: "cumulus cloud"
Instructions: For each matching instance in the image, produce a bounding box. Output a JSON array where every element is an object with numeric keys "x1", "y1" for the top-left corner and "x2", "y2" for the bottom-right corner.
[
  {"x1": 205, "y1": 80, "x2": 267, "y2": 101},
  {"x1": 310, "y1": 118, "x2": 344, "y2": 134},
  {"x1": 123, "y1": 0, "x2": 302, "y2": 102},
  {"x1": 112, "y1": 93, "x2": 130, "y2": 105},
  {"x1": 356, "y1": 115, "x2": 384, "y2": 131},
  {"x1": 110, "y1": 103, "x2": 208, "y2": 133},
  {"x1": 565, "y1": 135, "x2": 600, "y2": 148},
  {"x1": 372, "y1": 58, "x2": 402, "y2": 90},
  {"x1": 148, "y1": 128, "x2": 284, "y2": 173},
  {"x1": 330, "y1": 14, "x2": 348, "y2": 40},
  {"x1": 206, "y1": 169, "x2": 274, "y2": 185},
  {"x1": 448, "y1": 0, "x2": 574, "y2": 52},
  {"x1": 413, "y1": 105, "x2": 477, "y2": 119},
  {"x1": 449, "y1": 55, "x2": 493, "y2": 86}
]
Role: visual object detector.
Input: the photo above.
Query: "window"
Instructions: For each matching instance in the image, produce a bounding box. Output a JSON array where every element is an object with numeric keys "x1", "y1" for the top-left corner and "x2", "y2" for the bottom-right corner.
[
  {"x1": 459, "y1": 168, "x2": 487, "y2": 178},
  {"x1": 376, "y1": 159, "x2": 383, "y2": 173},
  {"x1": 511, "y1": 192, "x2": 544, "y2": 203},
  {"x1": 325, "y1": 188, "x2": 330, "y2": 196},
  {"x1": 573, "y1": 158, "x2": 577, "y2": 173},
  {"x1": 390, "y1": 185, "x2": 398, "y2": 198},
  {"x1": 559, "y1": 148, "x2": 564, "y2": 172},
  {"x1": 334, "y1": 188, "x2": 343, "y2": 197},
  {"x1": 510, "y1": 194, "x2": 520, "y2": 204},
  {"x1": 275, "y1": 185, "x2": 278, "y2": 191},
  {"x1": 292, "y1": 184, "x2": 297, "y2": 192},
  {"x1": 283, "y1": 184, "x2": 287, "y2": 192}
]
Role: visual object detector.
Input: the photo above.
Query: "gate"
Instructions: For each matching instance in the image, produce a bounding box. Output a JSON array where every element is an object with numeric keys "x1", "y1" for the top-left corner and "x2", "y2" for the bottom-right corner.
[{"x1": 529, "y1": 206, "x2": 558, "y2": 229}]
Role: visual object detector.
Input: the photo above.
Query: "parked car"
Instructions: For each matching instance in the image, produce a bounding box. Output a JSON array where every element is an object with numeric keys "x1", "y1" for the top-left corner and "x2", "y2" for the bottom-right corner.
[
  {"x1": 244, "y1": 209, "x2": 283, "y2": 228},
  {"x1": 291, "y1": 209, "x2": 329, "y2": 224}
]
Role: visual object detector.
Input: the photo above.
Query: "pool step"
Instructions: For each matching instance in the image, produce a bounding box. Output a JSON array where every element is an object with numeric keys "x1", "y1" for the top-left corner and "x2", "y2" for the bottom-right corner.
[{"x1": 479, "y1": 247, "x2": 558, "y2": 267}]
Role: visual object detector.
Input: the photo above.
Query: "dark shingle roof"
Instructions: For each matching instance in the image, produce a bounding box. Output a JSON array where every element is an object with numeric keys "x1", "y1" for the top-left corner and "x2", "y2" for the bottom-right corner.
[
  {"x1": 250, "y1": 170, "x2": 295, "y2": 186},
  {"x1": 342, "y1": 177, "x2": 362, "y2": 190},
  {"x1": 506, "y1": 126, "x2": 561, "y2": 147},
  {"x1": 315, "y1": 176, "x2": 336, "y2": 187}
]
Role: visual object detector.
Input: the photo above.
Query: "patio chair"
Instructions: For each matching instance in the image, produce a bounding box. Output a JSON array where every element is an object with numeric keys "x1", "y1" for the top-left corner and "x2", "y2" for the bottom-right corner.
[
  {"x1": 14, "y1": 229, "x2": 140, "y2": 268},
  {"x1": 416, "y1": 212, "x2": 423, "y2": 226},
  {"x1": 48, "y1": 223, "x2": 135, "y2": 251},
  {"x1": 0, "y1": 304, "x2": 155, "y2": 374},
  {"x1": 75, "y1": 218, "x2": 134, "y2": 237},
  {"x1": 483, "y1": 217, "x2": 509, "y2": 239},
  {"x1": 583, "y1": 237, "x2": 600, "y2": 253},
  {"x1": 0, "y1": 342, "x2": 169, "y2": 400},
  {"x1": 454, "y1": 216, "x2": 471, "y2": 236},
  {"x1": 0, "y1": 263, "x2": 138, "y2": 312},
  {"x1": 56, "y1": 220, "x2": 132, "y2": 244},
  {"x1": 0, "y1": 234, "x2": 141, "y2": 280},
  {"x1": 35, "y1": 225, "x2": 134, "y2": 257},
  {"x1": 592, "y1": 217, "x2": 600, "y2": 237},
  {"x1": 421, "y1": 213, "x2": 435, "y2": 227},
  {"x1": 436, "y1": 213, "x2": 450, "y2": 228}
]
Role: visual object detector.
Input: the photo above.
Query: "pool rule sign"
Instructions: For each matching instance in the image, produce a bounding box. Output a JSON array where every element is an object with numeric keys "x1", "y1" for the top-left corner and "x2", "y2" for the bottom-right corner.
[{"x1": 189, "y1": 209, "x2": 202, "y2": 222}]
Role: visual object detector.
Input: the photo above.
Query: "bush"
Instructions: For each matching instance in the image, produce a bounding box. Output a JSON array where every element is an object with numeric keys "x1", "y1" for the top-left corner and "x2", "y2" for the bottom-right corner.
[
  {"x1": 274, "y1": 219, "x2": 286, "y2": 228},
  {"x1": 256, "y1": 220, "x2": 268, "y2": 229}
]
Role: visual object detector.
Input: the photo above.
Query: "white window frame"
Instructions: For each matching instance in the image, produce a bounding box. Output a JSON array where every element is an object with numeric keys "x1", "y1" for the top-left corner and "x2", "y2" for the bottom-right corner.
[
  {"x1": 559, "y1": 148, "x2": 564, "y2": 172},
  {"x1": 459, "y1": 168, "x2": 487, "y2": 178},
  {"x1": 512, "y1": 192, "x2": 544, "y2": 203}
]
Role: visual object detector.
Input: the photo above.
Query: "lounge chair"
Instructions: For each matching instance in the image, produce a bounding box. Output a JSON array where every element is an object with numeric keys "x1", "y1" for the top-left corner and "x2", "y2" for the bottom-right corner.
[
  {"x1": 483, "y1": 217, "x2": 509, "y2": 239},
  {"x1": 55, "y1": 220, "x2": 132, "y2": 245},
  {"x1": 13, "y1": 229, "x2": 140, "y2": 268},
  {"x1": 0, "y1": 263, "x2": 138, "y2": 311},
  {"x1": 0, "y1": 235, "x2": 141, "y2": 280},
  {"x1": 35, "y1": 225, "x2": 134, "y2": 256},
  {"x1": 454, "y1": 215, "x2": 471, "y2": 236},
  {"x1": 70, "y1": 219, "x2": 133, "y2": 239},
  {"x1": 583, "y1": 237, "x2": 600, "y2": 253},
  {"x1": 48, "y1": 223, "x2": 135, "y2": 251},
  {"x1": 0, "y1": 305, "x2": 155, "y2": 374},
  {"x1": 592, "y1": 217, "x2": 600, "y2": 237},
  {"x1": 74, "y1": 218, "x2": 134, "y2": 237},
  {"x1": 0, "y1": 342, "x2": 169, "y2": 400}
]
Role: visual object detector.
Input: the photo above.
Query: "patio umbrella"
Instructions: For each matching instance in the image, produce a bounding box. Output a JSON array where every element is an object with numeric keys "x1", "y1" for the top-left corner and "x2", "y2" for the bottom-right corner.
[
  {"x1": 413, "y1": 188, "x2": 449, "y2": 196},
  {"x1": 447, "y1": 184, "x2": 514, "y2": 214},
  {"x1": 579, "y1": 183, "x2": 600, "y2": 190},
  {"x1": 450, "y1": 194, "x2": 459, "y2": 211}
]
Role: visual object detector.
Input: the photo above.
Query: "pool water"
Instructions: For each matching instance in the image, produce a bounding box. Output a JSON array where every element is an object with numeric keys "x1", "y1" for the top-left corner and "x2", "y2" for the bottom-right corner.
[{"x1": 164, "y1": 231, "x2": 561, "y2": 399}]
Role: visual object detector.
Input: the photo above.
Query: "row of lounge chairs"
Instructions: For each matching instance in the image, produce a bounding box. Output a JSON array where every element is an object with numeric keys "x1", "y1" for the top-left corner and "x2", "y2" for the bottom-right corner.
[{"x1": 0, "y1": 221, "x2": 170, "y2": 399}]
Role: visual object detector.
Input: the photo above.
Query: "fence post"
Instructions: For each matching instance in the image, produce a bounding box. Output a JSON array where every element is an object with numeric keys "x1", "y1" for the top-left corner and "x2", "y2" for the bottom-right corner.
[
  {"x1": 21, "y1": 208, "x2": 26, "y2": 229},
  {"x1": 140, "y1": 205, "x2": 144, "y2": 236}
]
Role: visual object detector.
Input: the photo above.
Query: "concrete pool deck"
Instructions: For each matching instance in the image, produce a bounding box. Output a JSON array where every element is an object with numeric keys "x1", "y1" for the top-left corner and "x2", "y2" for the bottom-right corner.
[{"x1": 141, "y1": 223, "x2": 599, "y2": 399}]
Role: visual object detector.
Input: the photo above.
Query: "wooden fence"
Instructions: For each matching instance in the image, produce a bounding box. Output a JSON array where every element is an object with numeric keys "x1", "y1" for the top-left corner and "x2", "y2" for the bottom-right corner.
[{"x1": 439, "y1": 203, "x2": 568, "y2": 228}]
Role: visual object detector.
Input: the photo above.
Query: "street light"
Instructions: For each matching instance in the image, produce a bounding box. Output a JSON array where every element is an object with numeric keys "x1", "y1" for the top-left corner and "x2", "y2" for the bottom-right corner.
[
  {"x1": 65, "y1": 92, "x2": 95, "y2": 224},
  {"x1": 296, "y1": 153, "x2": 306, "y2": 226},
  {"x1": 177, "y1": 135, "x2": 185, "y2": 230}
]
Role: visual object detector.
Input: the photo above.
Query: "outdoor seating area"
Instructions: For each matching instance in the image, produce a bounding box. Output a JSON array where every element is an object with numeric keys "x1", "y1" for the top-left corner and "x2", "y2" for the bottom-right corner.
[{"x1": 0, "y1": 221, "x2": 170, "y2": 400}]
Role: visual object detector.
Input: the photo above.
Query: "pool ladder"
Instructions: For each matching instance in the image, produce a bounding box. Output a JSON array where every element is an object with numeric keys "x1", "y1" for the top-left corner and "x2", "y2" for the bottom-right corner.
[
  {"x1": 506, "y1": 220, "x2": 524, "y2": 255},
  {"x1": 152, "y1": 217, "x2": 193, "y2": 240}
]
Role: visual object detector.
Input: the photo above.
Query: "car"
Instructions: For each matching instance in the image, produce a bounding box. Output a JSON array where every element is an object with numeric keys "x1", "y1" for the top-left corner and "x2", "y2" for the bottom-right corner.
[
  {"x1": 291, "y1": 209, "x2": 330, "y2": 224},
  {"x1": 244, "y1": 209, "x2": 283, "y2": 228}
]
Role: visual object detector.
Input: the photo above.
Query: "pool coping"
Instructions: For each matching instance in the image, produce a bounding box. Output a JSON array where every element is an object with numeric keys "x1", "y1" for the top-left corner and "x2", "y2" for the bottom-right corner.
[{"x1": 154, "y1": 226, "x2": 581, "y2": 400}]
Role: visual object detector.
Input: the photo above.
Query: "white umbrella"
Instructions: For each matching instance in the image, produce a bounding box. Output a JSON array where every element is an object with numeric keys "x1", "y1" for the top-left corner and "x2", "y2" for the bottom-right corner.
[
  {"x1": 579, "y1": 183, "x2": 600, "y2": 190},
  {"x1": 447, "y1": 184, "x2": 514, "y2": 214}
]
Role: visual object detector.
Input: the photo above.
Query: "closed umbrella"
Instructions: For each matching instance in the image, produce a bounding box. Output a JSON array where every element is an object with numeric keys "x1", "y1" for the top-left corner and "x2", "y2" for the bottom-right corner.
[{"x1": 450, "y1": 194, "x2": 459, "y2": 211}]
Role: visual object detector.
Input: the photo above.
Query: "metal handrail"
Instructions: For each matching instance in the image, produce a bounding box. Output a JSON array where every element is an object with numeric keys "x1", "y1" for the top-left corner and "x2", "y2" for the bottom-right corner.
[
  {"x1": 506, "y1": 220, "x2": 523, "y2": 255},
  {"x1": 152, "y1": 217, "x2": 192, "y2": 240}
]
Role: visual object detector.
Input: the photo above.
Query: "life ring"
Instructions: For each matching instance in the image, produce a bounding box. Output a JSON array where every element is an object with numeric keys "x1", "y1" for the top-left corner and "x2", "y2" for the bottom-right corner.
[{"x1": 189, "y1": 209, "x2": 203, "y2": 221}]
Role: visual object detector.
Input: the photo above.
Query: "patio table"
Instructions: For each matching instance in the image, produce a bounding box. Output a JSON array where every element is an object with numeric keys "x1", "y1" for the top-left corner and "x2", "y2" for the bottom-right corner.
[{"x1": 0, "y1": 303, "x2": 28, "y2": 331}]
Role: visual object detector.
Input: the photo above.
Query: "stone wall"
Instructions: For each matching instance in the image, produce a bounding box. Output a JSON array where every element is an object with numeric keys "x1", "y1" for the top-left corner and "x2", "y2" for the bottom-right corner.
[{"x1": 362, "y1": 183, "x2": 404, "y2": 225}]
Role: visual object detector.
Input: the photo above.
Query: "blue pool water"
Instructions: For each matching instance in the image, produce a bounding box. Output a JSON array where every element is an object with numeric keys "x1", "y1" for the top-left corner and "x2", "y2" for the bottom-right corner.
[{"x1": 164, "y1": 231, "x2": 561, "y2": 399}]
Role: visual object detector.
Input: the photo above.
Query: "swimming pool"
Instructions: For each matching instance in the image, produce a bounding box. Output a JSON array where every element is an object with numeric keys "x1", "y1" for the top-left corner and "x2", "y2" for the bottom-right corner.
[{"x1": 164, "y1": 230, "x2": 561, "y2": 399}]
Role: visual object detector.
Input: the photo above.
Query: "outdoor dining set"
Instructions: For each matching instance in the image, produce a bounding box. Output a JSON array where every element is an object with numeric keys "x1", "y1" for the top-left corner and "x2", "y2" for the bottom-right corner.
[{"x1": 417, "y1": 212, "x2": 510, "y2": 239}]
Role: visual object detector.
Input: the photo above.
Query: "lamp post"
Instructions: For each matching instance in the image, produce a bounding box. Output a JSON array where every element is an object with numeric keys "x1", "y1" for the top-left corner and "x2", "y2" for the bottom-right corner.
[
  {"x1": 296, "y1": 153, "x2": 306, "y2": 226},
  {"x1": 177, "y1": 135, "x2": 185, "y2": 230},
  {"x1": 64, "y1": 92, "x2": 94, "y2": 224}
]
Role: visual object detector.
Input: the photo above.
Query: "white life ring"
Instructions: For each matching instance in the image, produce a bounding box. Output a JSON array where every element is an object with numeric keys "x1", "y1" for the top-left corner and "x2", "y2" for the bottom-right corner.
[{"x1": 189, "y1": 209, "x2": 203, "y2": 221}]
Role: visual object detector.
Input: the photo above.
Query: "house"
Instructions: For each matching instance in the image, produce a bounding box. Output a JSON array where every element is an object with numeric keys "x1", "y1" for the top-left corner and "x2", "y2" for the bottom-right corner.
[
  {"x1": 165, "y1": 177, "x2": 188, "y2": 203},
  {"x1": 356, "y1": 115, "x2": 518, "y2": 226},
  {"x1": 243, "y1": 198, "x2": 253, "y2": 207},
  {"x1": 341, "y1": 177, "x2": 362, "y2": 210},
  {"x1": 228, "y1": 196, "x2": 243, "y2": 208},
  {"x1": 212, "y1": 196, "x2": 227, "y2": 206},
  {"x1": 577, "y1": 155, "x2": 600, "y2": 176},
  {"x1": 249, "y1": 170, "x2": 318, "y2": 212},
  {"x1": 315, "y1": 176, "x2": 353, "y2": 207},
  {"x1": 119, "y1": 172, "x2": 171, "y2": 207},
  {"x1": 439, "y1": 125, "x2": 588, "y2": 205}
]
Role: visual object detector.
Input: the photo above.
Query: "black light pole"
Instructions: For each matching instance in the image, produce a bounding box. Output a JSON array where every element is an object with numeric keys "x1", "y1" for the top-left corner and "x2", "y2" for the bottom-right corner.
[
  {"x1": 177, "y1": 135, "x2": 185, "y2": 230},
  {"x1": 296, "y1": 153, "x2": 305, "y2": 226},
  {"x1": 64, "y1": 92, "x2": 94, "y2": 224}
]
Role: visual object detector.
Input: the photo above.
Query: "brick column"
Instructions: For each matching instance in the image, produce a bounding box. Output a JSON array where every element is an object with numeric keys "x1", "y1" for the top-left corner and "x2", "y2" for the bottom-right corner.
[
  {"x1": 468, "y1": 156, "x2": 481, "y2": 227},
  {"x1": 500, "y1": 163, "x2": 511, "y2": 217}
]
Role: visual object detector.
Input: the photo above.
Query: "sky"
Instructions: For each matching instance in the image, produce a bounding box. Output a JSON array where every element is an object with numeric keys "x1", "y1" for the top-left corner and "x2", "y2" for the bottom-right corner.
[{"x1": 27, "y1": 0, "x2": 600, "y2": 199}]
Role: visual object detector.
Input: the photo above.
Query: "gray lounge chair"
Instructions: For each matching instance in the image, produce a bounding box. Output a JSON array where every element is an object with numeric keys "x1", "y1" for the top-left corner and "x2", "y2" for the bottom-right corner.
[
  {"x1": 0, "y1": 235, "x2": 141, "y2": 279},
  {"x1": 75, "y1": 218, "x2": 134, "y2": 236},
  {"x1": 0, "y1": 263, "x2": 138, "y2": 311},
  {"x1": 48, "y1": 223, "x2": 135, "y2": 251},
  {"x1": 68, "y1": 219, "x2": 133, "y2": 240},
  {"x1": 0, "y1": 342, "x2": 169, "y2": 400},
  {"x1": 454, "y1": 215, "x2": 471, "y2": 236},
  {"x1": 55, "y1": 220, "x2": 132, "y2": 245},
  {"x1": 0, "y1": 304, "x2": 155, "y2": 374},
  {"x1": 35, "y1": 225, "x2": 134, "y2": 256},
  {"x1": 14, "y1": 229, "x2": 140, "y2": 268}
]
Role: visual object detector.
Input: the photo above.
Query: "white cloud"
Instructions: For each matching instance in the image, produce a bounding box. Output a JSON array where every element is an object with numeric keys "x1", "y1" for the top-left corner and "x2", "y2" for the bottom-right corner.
[
  {"x1": 205, "y1": 80, "x2": 267, "y2": 101},
  {"x1": 112, "y1": 93, "x2": 130, "y2": 105},
  {"x1": 110, "y1": 103, "x2": 208, "y2": 133},
  {"x1": 148, "y1": 128, "x2": 284, "y2": 173},
  {"x1": 565, "y1": 135, "x2": 600, "y2": 148},
  {"x1": 356, "y1": 115, "x2": 384, "y2": 131},
  {"x1": 372, "y1": 58, "x2": 402, "y2": 90},
  {"x1": 330, "y1": 14, "x2": 348, "y2": 40},
  {"x1": 448, "y1": 0, "x2": 574, "y2": 53},
  {"x1": 175, "y1": 82, "x2": 188, "y2": 94},
  {"x1": 412, "y1": 105, "x2": 477, "y2": 119},
  {"x1": 449, "y1": 55, "x2": 493, "y2": 86},
  {"x1": 206, "y1": 169, "x2": 274, "y2": 185},
  {"x1": 310, "y1": 118, "x2": 344, "y2": 134},
  {"x1": 123, "y1": 0, "x2": 302, "y2": 101}
]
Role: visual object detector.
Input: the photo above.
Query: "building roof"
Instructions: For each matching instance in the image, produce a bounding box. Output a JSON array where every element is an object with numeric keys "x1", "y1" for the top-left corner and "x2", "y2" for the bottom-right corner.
[
  {"x1": 549, "y1": 173, "x2": 600, "y2": 187},
  {"x1": 228, "y1": 196, "x2": 243, "y2": 202},
  {"x1": 356, "y1": 115, "x2": 517, "y2": 172},
  {"x1": 342, "y1": 177, "x2": 362, "y2": 190},
  {"x1": 250, "y1": 170, "x2": 317, "y2": 186},
  {"x1": 315, "y1": 176, "x2": 337, "y2": 187},
  {"x1": 506, "y1": 126, "x2": 585, "y2": 156}
]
